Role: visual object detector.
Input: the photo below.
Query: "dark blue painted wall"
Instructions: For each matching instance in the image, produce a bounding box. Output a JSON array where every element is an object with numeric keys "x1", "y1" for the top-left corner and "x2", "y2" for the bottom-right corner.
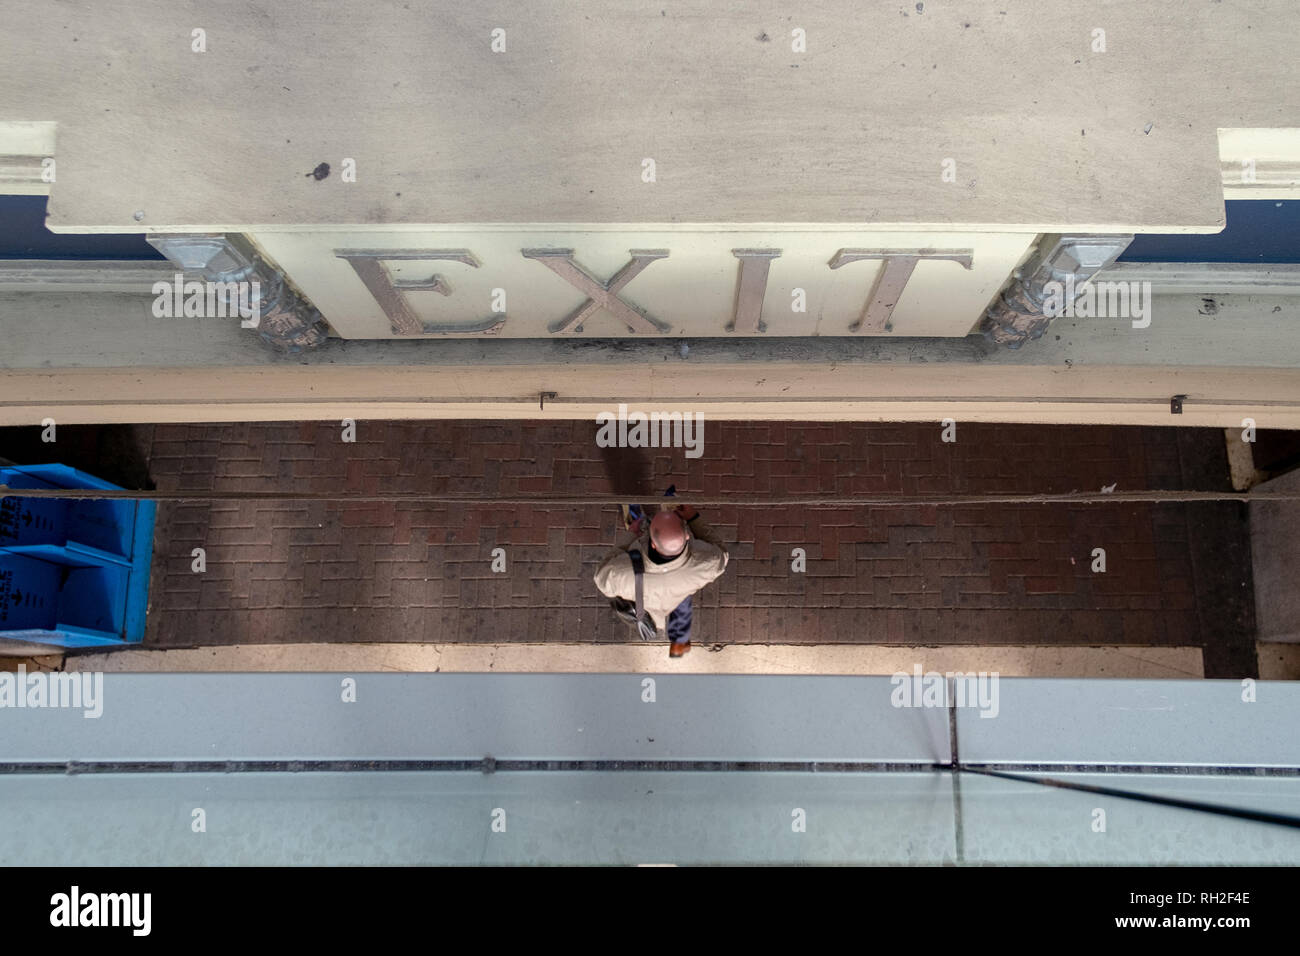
[
  {"x1": 0, "y1": 196, "x2": 164, "y2": 260},
  {"x1": 1120, "y1": 200, "x2": 1299, "y2": 263}
]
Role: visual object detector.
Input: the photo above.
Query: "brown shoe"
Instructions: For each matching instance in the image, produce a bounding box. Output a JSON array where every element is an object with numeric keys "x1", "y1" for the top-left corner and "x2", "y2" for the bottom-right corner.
[{"x1": 669, "y1": 641, "x2": 691, "y2": 658}]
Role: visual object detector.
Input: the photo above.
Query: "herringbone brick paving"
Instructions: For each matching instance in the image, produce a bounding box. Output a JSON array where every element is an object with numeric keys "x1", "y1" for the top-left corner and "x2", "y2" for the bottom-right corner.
[{"x1": 125, "y1": 421, "x2": 1255, "y2": 674}]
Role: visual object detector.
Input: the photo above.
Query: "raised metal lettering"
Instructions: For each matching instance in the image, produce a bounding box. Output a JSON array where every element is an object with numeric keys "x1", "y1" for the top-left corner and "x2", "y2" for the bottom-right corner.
[
  {"x1": 828, "y1": 249, "x2": 973, "y2": 332},
  {"x1": 522, "y1": 249, "x2": 670, "y2": 334},
  {"x1": 335, "y1": 249, "x2": 505, "y2": 335}
]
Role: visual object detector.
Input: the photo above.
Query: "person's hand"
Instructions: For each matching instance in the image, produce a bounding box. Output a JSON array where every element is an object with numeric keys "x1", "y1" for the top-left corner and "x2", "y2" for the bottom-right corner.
[
  {"x1": 627, "y1": 516, "x2": 646, "y2": 535},
  {"x1": 674, "y1": 504, "x2": 699, "y2": 522}
]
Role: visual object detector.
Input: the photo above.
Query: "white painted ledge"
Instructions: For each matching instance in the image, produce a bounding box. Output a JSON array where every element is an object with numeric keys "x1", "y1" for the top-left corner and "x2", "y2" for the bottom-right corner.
[
  {"x1": 1219, "y1": 128, "x2": 1300, "y2": 199},
  {"x1": 1, "y1": 291, "x2": 1298, "y2": 426},
  {"x1": 62, "y1": 642, "x2": 1204, "y2": 678},
  {"x1": 0, "y1": 120, "x2": 55, "y2": 195},
  {"x1": 0, "y1": 260, "x2": 175, "y2": 292},
  {"x1": 1103, "y1": 262, "x2": 1300, "y2": 295}
]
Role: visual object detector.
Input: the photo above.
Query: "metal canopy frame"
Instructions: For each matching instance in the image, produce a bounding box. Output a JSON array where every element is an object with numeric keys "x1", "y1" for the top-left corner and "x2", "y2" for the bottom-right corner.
[{"x1": 0, "y1": 674, "x2": 1297, "y2": 864}]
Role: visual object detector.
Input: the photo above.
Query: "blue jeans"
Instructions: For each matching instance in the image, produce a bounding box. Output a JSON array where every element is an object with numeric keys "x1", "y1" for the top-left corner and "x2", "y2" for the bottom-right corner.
[{"x1": 667, "y1": 595, "x2": 692, "y2": 644}]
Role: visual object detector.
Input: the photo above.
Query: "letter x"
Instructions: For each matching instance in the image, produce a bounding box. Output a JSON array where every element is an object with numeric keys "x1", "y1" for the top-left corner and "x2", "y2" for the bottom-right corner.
[{"x1": 522, "y1": 249, "x2": 671, "y2": 334}]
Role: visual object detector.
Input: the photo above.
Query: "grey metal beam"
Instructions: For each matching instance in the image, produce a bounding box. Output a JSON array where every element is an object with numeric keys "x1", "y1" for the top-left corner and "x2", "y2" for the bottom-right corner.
[
  {"x1": 955, "y1": 678, "x2": 1300, "y2": 768},
  {"x1": 0, "y1": 771, "x2": 956, "y2": 866},
  {"x1": 0, "y1": 674, "x2": 950, "y2": 764},
  {"x1": 1, "y1": 769, "x2": 1295, "y2": 865},
  {"x1": 4, "y1": 674, "x2": 1299, "y2": 768}
]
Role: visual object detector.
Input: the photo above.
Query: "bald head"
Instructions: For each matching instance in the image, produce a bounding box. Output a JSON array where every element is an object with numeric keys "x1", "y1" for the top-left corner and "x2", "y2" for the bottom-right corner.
[{"x1": 649, "y1": 511, "x2": 688, "y2": 557}]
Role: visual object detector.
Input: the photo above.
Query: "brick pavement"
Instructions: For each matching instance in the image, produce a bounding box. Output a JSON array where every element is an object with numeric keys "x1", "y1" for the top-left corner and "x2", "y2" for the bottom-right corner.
[{"x1": 89, "y1": 420, "x2": 1257, "y2": 676}]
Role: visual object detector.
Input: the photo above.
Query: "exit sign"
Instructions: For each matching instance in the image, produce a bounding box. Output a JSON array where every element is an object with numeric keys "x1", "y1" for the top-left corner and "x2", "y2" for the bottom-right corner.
[{"x1": 249, "y1": 228, "x2": 1033, "y2": 339}]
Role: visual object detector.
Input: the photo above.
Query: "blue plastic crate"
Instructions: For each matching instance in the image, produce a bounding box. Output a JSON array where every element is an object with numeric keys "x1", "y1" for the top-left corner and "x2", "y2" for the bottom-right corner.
[
  {"x1": 0, "y1": 464, "x2": 141, "y2": 566},
  {"x1": 0, "y1": 464, "x2": 155, "y2": 647},
  {"x1": 0, "y1": 553, "x2": 130, "y2": 647}
]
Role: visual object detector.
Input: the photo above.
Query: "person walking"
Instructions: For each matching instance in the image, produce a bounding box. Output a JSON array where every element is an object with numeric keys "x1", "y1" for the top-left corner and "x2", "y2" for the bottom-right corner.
[{"x1": 593, "y1": 500, "x2": 729, "y2": 658}]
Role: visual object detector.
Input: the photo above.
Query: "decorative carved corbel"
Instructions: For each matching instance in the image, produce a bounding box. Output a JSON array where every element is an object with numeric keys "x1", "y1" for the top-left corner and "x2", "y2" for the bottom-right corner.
[
  {"x1": 981, "y1": 234, "x2": 1133, "y2": 349},
  {"x1": 146, "y1": 234, "x2": 330, "y2": 352}
]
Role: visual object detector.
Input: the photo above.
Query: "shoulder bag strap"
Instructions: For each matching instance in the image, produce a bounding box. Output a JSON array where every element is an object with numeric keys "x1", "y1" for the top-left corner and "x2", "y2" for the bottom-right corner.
[{"x1": 627, "y1": 548, "x2": 655, "y2": 641}]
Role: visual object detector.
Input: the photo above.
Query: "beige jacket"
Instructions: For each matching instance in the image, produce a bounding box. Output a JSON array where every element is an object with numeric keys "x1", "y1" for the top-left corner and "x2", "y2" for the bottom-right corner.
[{"x1": 593, "y1": 515, "x2": 730, "y2": 630}]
